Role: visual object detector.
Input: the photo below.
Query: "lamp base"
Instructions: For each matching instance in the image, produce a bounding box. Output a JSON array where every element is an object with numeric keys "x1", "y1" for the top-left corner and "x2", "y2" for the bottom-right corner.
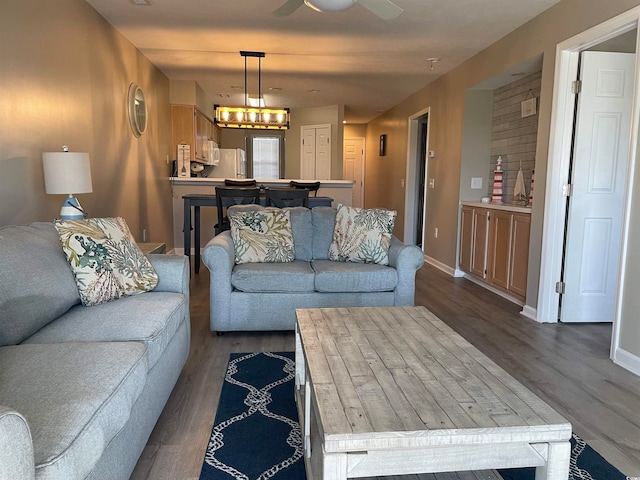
[{"x1": 59, "y1": 195, "x2": 85, "y2": 220}]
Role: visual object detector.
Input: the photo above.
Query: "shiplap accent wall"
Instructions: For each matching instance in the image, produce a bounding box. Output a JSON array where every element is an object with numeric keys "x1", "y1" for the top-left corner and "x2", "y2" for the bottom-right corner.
[{"x1": 489, "y1": 71, "x2": 541, "y2": 202}]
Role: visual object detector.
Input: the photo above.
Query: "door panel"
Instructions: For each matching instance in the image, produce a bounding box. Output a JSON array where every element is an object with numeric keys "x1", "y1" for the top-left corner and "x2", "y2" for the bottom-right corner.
[
  {"x1": 459, "y1": 206, "x2": 473, "y2": 273},
  {"x1": 343, "y1": 138, "x2": 364, "y2": 208},
  {"x1": 301, "y1": 127, "x2": 316, "y2": 179},
  {"x1": 315, "y1": 127, "x2": 331, "y2": 180},
  {"x1": 561, "y1": 51, "x2": 634, "y2": 323},
  {"x1": 488, "y1": 211, "x2": 512, "y2": 289},
  {"x1": 471, "y1": 209, "x2": 489, "y2": 279}
]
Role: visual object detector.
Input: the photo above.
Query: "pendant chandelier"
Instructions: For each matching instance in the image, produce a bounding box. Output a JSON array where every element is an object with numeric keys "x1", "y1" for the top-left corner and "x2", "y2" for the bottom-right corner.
[{"x1": 214, "y1": 51, "x2": 290, "y2": 130}]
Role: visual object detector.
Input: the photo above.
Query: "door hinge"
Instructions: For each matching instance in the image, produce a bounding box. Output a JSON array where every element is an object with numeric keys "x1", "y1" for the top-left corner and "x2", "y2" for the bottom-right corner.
[
  {"x1": 571, "y1": 80, "x2": 582, "y2": 94},
  {"x1": 562, "y1": 184, "x2": 573, "y2": 197},
  {"x1": 555, "y1": 281, "x2": 565, "y2": 294}
]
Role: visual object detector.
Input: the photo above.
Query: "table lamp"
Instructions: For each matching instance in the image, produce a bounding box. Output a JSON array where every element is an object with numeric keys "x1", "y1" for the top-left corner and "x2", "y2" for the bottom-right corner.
[{"x1": 42, "y1": 146, "x2": 93, "y2": 220}]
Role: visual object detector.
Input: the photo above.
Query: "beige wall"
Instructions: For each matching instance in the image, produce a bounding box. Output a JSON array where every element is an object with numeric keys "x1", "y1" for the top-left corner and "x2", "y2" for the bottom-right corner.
[
  {"x1": 0, "y1": 0, "x2": 173, "y2": 247},
  {"x1": 345, "y1": 124, "x2": 367, "y2": 138},
  {"x1": 285, "y1": 105, "x2": 345, "y2": 179},
  {"x1": 366, "y1": 0, "x2": 640, "y2": 310}
]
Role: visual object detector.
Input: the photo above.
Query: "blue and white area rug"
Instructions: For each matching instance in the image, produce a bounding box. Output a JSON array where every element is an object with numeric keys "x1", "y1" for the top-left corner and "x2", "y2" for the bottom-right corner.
[
  {"x1": 498, "y1": 433, "x2": 627, "y2": 480},
  {"x1": 199, "y1": 352, "x2": 627, "y2": 480},
  {"x1": 199, "y1": 352, "x2": 305, "y2": 480}
]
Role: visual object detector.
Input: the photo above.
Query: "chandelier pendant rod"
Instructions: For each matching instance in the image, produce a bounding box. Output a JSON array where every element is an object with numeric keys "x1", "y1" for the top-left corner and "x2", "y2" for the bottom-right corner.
[
  {"x1": 244, "y1": 55, "x2": 248, "y2": 107},
  {"x1": 259, "y1": 56, "x2": 262, "y2": 107}
]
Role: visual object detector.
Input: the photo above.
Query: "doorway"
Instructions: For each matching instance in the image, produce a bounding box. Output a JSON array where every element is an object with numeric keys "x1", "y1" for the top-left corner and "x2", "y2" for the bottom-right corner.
[
  {"x1": 343, "y1": 137, "x2": 365, "y2": 208},
  {"x1": 560, "y1": 50, "x2": 635, "y2": 323},
  {"x1": 404, "y1": 107, "x2": 431, "y2": 247},
  {"x1": 538, "y1": 12, "x2": 640, "y2": 369},
  {"x1": 415, "y1": 117, "x2": 429, "y2": 247}
]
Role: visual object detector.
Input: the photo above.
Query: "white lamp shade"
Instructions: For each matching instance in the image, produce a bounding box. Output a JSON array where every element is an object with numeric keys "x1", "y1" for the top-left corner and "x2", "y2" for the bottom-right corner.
[{"x1": 42, "y1": 152, "x2": 93, "y2": 195}]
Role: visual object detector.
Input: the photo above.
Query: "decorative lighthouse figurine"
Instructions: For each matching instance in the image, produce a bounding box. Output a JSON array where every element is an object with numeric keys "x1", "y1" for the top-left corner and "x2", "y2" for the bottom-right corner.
[{"x1": 491, "y1": 155, "x2": 504, "y2": 203}]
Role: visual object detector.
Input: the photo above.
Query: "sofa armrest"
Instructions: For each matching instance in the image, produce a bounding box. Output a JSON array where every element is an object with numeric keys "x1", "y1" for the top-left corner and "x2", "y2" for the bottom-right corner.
[
  {"x1": 0, "y1": 406, "x2": 35, "y2": 480},
  {"x1": 388, "y1": 236, "x2": 425, "y2": 306},
  {"x1": 148, "y1": 254, "x2": 190, "y2": 298},
  {"x1": 202, "y1": 232, "x2": 235, "y2": 332}
]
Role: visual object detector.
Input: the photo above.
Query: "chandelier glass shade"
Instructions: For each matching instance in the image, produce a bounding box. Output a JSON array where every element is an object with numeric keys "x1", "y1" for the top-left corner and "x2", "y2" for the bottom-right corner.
[
  {"x1": 215, "y1": 51, "x2": 290, "y2": 130},
  {"x1": 214, "y1": 105, "x2": 290, "y2": 130}
]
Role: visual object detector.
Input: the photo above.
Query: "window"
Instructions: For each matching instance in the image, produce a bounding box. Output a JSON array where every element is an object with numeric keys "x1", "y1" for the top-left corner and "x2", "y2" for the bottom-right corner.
[{"x1": 247, "y1": 132, "x2": 285, "y2": 179}]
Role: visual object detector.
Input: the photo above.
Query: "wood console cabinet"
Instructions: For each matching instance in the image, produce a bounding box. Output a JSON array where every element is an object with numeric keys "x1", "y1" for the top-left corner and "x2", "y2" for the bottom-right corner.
[
  {"x1": 171, "y1": 105, "x2": 219, "y2": 162},
  {"x1": 460, "y1": 204, "x2": 531, "y2": 301}
]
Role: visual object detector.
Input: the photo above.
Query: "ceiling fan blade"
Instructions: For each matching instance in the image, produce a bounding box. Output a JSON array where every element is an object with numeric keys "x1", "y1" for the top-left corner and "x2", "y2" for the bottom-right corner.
[
  {"x1": 272, "y1": 0, "x2": 305, "y2": 16},
  {"x1": 357, "y1": 0, "x2": 403, "y2": 19}
]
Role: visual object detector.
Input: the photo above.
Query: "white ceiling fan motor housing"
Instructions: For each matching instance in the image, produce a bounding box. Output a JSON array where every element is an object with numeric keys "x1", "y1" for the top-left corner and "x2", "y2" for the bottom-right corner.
[{"x1": 304, "y1": 0, "x2": 357, "y2": 13}]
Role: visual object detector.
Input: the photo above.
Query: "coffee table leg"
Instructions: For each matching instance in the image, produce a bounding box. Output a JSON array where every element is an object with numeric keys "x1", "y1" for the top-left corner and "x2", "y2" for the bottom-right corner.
[
  {"x1": 322, "y1": 453, "x2": 348, "y2": 480},
  {"x1": 535, "y1": 441, "x2": 571, "y2": 480}
]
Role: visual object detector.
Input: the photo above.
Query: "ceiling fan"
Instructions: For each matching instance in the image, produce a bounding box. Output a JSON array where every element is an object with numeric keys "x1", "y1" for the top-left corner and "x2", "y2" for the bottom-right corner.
[{"x1": 273, "y1": 0, "x2": 403, "y2": 20}]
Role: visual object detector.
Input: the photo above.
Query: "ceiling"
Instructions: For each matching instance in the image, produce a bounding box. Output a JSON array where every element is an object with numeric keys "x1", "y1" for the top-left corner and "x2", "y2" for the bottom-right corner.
[{"x1": 86, "y1": 0, "x2": 561, "y2": 124}]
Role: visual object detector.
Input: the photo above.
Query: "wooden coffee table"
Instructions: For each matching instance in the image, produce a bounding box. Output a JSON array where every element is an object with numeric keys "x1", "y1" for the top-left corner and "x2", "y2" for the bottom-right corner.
[{"x1": 295, "y1": 306, "x2": 571, "y2": 480}]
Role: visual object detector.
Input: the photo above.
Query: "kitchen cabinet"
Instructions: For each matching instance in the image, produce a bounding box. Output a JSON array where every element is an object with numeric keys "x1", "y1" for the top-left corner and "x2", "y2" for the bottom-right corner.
[
  {"x1": 460, "y1": 206, "x2": 490, "y2": 279},
  {"x1": 459, "y1": 206, "x2": 474, "y2": 273},
  {"x1": 171, "y1": 105, "x2": 219, "y2": 162},
  {"x1": 487, "y1": 210, "x2": 512, "y2": 289},
  {"x1": 508, "y1": 213, "x2": 531, "y2": 298},
  {"x1": 459, "y1": 203, "x2": 531, "y2": 302}
]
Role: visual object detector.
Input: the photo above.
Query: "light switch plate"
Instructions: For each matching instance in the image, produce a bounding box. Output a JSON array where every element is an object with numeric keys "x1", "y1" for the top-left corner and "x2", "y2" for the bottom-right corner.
[
  {"x1": 471, "y1": 177, "x2": 483, "y2": 189},
  {"x1": 428, "y1": 178, "x2": 435, "y2": 189}
]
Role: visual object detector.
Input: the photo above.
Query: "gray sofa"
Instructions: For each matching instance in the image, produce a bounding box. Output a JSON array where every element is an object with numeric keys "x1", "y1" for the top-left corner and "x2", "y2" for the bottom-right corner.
[
  {"x1": 0, "y1": 222, "x2": 190, "y2": 480},
  {"x1": 202, "y1": 205, "x2": 424, "y2": 333}
]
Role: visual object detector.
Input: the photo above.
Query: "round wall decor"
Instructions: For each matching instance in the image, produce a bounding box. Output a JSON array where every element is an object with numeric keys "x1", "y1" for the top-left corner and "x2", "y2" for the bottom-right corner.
[{"x1": 127, "y1": 82, "x2": 147, "y2": 137}]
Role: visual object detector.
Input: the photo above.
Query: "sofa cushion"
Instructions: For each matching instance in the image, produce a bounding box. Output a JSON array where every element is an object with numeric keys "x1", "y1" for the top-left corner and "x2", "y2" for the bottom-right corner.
[
  {"x1": 54, "y1": 217, "x2": 158, "y2": 306},
  {"x1": 0, "y1": 223, "x2": 80, "y2": 346},
  {"x1": 312, "y1": 259, "x2": 398, "y2": 292},
  {"x1": 227, "y1": 205, "x2": 313, "y2": 262},
  {"x1": 311, "y1": 207, "x2": 337, "y2": 260},
  {"x1": 22, "y1": 291, "x2": 185, "y2": 371},
  {"x1": 232, "y1": 260, "x2": 315, "y2": 293},
  {"x1": 328, "y1": 204, "x2": 397, "y2": 265},
  {"x1": 288, "y1": 207, "x2": 313, "y2": 262},
  {"x1": 0, "y1": 342, "x2": 147, "y2": 480},
  {"x1": 229, "y1": 208, "x2": 295, "y2": 264}
]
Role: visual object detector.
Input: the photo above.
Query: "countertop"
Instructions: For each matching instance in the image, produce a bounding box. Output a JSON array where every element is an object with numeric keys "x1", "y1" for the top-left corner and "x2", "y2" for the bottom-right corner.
[
  {"x1": 169, "y1": 177, "x2": 355, "y2": 188},
  {"x1": 461, "y1": 201, "x2": 532, "y2": 214}
]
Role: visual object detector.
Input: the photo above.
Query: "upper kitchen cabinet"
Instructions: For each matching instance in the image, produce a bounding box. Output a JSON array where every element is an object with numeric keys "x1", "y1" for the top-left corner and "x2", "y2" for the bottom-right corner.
[{"x1": 171, "y1": 105, "x2": 219, "y2": 162}]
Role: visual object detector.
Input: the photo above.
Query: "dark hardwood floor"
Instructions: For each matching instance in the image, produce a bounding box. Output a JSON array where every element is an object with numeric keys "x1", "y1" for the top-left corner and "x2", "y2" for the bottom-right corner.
[{"x1": 130, "y1": 262, "x2": 640, "y2": 479}]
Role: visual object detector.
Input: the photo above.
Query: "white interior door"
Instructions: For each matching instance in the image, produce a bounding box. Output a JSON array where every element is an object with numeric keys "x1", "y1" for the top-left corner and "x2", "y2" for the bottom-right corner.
[
  {"x1": 315, "y1": 126, "x2": 331, "y2": 180},
  {"x1": 561, "y1": 51, "x2": 634, "y2": 323},
  {"x1": 300, "y1": 127, "x2": 316, "y2": 179},
  {"x1": 300, "y1": 124, "x2": 331, "y2": 180},
  {"x1": 343, "y1": 137, "x2": 365, "y2": 207}
]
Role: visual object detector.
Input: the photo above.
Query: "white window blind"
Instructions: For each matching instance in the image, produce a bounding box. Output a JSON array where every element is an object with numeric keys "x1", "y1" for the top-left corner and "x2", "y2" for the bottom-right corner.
[{"x1": 252, "y1": 136, "x2": 280, "y2": 179}]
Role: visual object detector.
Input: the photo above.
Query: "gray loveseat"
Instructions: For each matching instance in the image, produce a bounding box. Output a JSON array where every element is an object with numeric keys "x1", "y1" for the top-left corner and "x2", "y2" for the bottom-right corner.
[
  {"x1": 202, "y1": 205, "x2": 424, "y2": 333},
  {"x1": 0, "y1": 222, "x2": 190, "y2": 480}
]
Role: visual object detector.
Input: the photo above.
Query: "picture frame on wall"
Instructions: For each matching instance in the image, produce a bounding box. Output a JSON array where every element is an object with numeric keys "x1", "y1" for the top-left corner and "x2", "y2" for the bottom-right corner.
[{"x1": 379, "y1": 134, "x2": 387, "y2": 156}]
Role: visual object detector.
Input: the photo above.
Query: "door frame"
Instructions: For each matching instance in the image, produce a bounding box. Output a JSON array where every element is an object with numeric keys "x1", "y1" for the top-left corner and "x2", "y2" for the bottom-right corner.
[
  {"x1": 537, "y1": 9, "x2": 640, "y2": 356},
  {"x1": 404, "y1": 106, "x2": 431, "y2": 247}
]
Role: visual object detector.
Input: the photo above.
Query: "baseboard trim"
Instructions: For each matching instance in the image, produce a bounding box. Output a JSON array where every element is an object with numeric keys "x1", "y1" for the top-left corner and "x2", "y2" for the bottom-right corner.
[
  {"x1": 520, "y1": 305, "x2": 538, "y2": 322},
  {"x1": 613, "y1": 346, "x2": 640, "y2": 377},
  {"x1": 423, "y1": 255, "x2": 456, "y2": 277},
  {"x1": 462, "y1": 273, "x2": 525, "y2": 307}
]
